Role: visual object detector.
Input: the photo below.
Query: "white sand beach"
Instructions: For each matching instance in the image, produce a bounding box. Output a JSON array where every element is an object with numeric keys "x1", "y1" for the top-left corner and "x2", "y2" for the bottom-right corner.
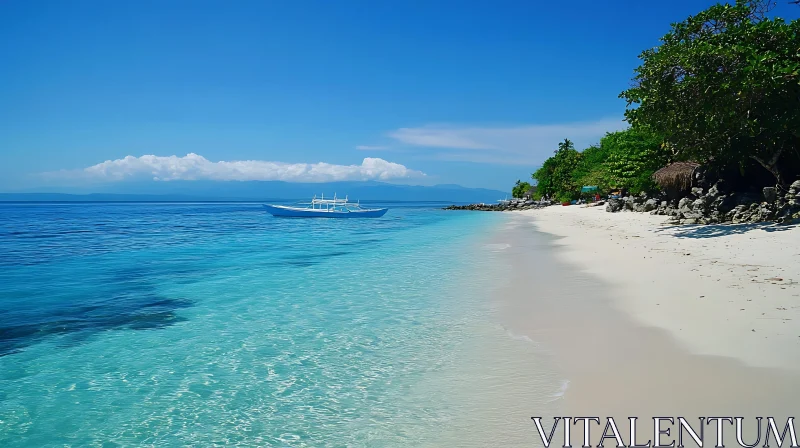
[
  {"x1": 518, "y1": 205, "x2": 800, "y2": 371},
  {"x1": 483, "y1": 207, "x2": 800, "y2": 445}
]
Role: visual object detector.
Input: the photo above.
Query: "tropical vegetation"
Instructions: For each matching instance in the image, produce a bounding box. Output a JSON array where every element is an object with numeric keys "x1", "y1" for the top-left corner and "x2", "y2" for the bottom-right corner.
[
  {"x1": 531, "y1": 129, "x2": 667, "y2": 201},
  {"x1": 522, "y1": 0, "x2": 800, "y2": 200},
  {"x1": 511, "y1": 180, "x2": 532, "y2": 198}
]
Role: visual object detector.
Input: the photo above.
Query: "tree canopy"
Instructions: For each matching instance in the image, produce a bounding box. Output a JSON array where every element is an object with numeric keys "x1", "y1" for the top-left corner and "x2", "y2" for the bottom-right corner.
[
  {"x1": 620, "y1": 0, "x2": 800, "y2": 185},
  {"x1": 532, "y1": 139, "x2": 582, "y2": 201},
  {"x1": 531, "y1": 129, "x2": 667, "y2": 200},
  {"x1": 511, "y1": 180, "x2": 532, "y2": 198},
  {"x1": 603, "y1": 128, "x2": 670, "y2": 193},
  {"x1": 526, "y1": 1, "x2": 800, "y2": 198}
]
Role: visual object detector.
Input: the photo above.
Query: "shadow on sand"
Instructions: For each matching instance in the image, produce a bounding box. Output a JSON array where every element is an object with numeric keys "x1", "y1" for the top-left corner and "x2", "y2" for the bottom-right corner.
[{"x1": 656, "y1": 221, "x2": 798, "y2": 239}]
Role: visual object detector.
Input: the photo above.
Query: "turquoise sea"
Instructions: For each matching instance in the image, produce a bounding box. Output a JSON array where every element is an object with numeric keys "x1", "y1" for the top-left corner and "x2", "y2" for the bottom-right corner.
[{"x1": 0, "y1": 203, "x2": 562, "y2": 447}]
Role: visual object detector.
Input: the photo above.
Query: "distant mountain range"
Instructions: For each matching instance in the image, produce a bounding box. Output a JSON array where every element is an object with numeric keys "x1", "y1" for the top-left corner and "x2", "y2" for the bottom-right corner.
[{"x1": 0, "y1": 181, "x2": 509, "y2": 203}]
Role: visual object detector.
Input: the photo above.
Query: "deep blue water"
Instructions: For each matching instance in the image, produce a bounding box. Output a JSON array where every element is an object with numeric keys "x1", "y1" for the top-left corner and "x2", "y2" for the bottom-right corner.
[{"x1": 0, "y1": 202, "x2": 547, "y2": 446}]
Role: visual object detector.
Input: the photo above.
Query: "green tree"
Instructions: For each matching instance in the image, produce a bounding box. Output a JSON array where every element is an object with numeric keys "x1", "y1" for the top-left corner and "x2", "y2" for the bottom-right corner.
[
  {"x1": 572, "y1": 144, "x2": 611, "y2": 191},
  {"x1": 511, "y1": 180, "x2": 532, "y2": 198},
  {"x1": 602, "y1": 128, "x2": 669, "y2": 193},
  {"x1": 532, "y1": 139, "x2": 583, "y2": 201},
  {"x1": 620, "y1": 0, "x2": 800, "y2": 185}
]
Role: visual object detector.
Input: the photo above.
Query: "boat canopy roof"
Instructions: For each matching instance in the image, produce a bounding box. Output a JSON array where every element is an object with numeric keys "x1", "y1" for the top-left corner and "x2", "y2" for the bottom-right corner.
[{"x1": 308, "y1": 194, "x2": 352, "y2": 205}]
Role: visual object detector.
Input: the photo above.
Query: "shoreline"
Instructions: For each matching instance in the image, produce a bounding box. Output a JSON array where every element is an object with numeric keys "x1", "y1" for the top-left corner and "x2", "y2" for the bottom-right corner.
[
  {"x1": 516, "y1": 205, "x2": 800, "y2": 371},
  {"x1": 485, "y1": 209, "x2": 800, "y2": 442}
]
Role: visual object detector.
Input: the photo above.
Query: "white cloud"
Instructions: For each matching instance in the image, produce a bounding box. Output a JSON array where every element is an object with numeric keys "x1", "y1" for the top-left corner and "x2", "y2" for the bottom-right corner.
[
  {"x1": 388, "y1": 118, "x2": 628, "y2": 165},
  {"x1": 355, "y1": 145, "x2": 388, "y2": 151},
  {"x1": 60, "y1": 153, "x2": 424, "y2": 182}
]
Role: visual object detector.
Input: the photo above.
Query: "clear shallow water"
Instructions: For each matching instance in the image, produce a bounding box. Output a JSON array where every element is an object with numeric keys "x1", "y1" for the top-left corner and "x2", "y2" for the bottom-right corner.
[{"x1": 0, "y1": 203, "x2": 561, "y2": 446}]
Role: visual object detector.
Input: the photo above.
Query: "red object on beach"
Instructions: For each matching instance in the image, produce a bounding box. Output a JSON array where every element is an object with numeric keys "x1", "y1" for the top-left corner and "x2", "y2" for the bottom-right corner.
[{"x1": 561, "y1": 202, "x2": 570, "y2": 206}]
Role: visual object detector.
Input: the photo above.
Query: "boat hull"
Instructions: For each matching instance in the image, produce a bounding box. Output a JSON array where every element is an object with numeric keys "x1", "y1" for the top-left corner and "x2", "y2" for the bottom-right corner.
[{"x1": 263, "y1": 204, "x2": 388, "y2": 218}]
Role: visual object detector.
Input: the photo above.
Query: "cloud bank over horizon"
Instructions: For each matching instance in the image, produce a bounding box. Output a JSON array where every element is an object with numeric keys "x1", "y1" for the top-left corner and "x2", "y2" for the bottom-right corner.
[
  {"x1": 388, "y1": 118, "x2": 628, "y2": 165},
  {"x1": 48, "y1": 154, "x2": 425, "y2": 183}
]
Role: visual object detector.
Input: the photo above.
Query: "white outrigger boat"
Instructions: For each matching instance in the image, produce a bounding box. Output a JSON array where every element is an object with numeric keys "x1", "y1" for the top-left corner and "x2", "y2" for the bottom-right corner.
[{"x1": 263, "y1": 194, "x2": 388, "y2": 218}]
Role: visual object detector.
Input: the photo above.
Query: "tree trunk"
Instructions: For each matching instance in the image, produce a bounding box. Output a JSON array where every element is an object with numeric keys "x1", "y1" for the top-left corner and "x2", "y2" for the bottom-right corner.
[{"x1": 751, "y1": 149, "x2": 784, "y2": 186}]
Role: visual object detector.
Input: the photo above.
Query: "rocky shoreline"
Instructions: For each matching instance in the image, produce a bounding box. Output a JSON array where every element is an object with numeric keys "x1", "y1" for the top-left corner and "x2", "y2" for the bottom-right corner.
[
  {"x1": 606, "y1": 179, "x2": 800, "y2": 225},
  {"x1": 443, "y1": 198, "x2": 555, "y2": 212},
  {"x1": 446, "y1": 180, "x2": 800, "y2": 225}
]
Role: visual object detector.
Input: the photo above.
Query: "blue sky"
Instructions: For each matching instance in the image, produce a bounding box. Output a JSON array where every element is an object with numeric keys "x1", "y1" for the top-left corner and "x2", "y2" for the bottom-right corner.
[{"x1": 2, "y1": 0, "x2": 798, "y2": 192}]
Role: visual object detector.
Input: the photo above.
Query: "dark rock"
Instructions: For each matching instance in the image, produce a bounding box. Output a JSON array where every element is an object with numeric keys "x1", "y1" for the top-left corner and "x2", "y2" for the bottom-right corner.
[
  {"x1": 735, "y1": 192, "x2": 760, "y2": 206},
  {"x1": 692, "y1": 197, "x2": 708, "y2": 212},
  {"x1": 763, "y1": 187, "x2": 777, "y2": 203},
  {"x1": 710, "y1": 194, "x2": 736, "y2": 214},
  {"x1": 444, "y1": 199, "x2": 557, "y2": 212},
  {"x1": 707, "y1": 180, "x2": 727, "y2": 197},
  {"x1": 621, "y1": 196, "x2": 635, "y2": 211},
  {"x1": 677, "y1": 197, "x2": 693, "y2": 216},
  {"x1": 706, "y1": 212, "x2": 723, "y2": 224},
  {"x1": 757, "y1": 203, "x2": 776, "y2": 221},
  {"x1": 644, "y1": 198, "x2": 658, "y2": 212},
  {"x1": 776, "y1": 204, "x2": 800, "y2": 224},
  {"x1": 727, "y1": 205, "x2": 743, "y2": 222},
  {"x1": 606, "y1": 198, "x2": 624, "y2": 213},
  {"x1": 787, "y1": 181, "x2": 799, "y2": 204},
  {"x1": 731, "y1": 203, "x2": 764, "y2": 223}
]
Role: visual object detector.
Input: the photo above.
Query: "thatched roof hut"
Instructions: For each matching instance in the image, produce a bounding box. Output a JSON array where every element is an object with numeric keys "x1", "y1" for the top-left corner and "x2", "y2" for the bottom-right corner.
[{"x1": 652, "y1": 162, "x2": 700, "y2": 192}]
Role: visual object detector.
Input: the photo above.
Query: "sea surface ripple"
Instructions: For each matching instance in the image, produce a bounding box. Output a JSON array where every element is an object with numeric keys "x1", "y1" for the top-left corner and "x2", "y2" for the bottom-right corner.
[{"x1": 0, "y1": 202, "x2": 560, "y2": 447}]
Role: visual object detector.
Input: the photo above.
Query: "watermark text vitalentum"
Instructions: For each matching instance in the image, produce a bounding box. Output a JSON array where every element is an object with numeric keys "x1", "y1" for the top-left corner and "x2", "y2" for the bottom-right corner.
[{"x1": 532, "y1": 417, "x2": 798, "y2": 448}]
